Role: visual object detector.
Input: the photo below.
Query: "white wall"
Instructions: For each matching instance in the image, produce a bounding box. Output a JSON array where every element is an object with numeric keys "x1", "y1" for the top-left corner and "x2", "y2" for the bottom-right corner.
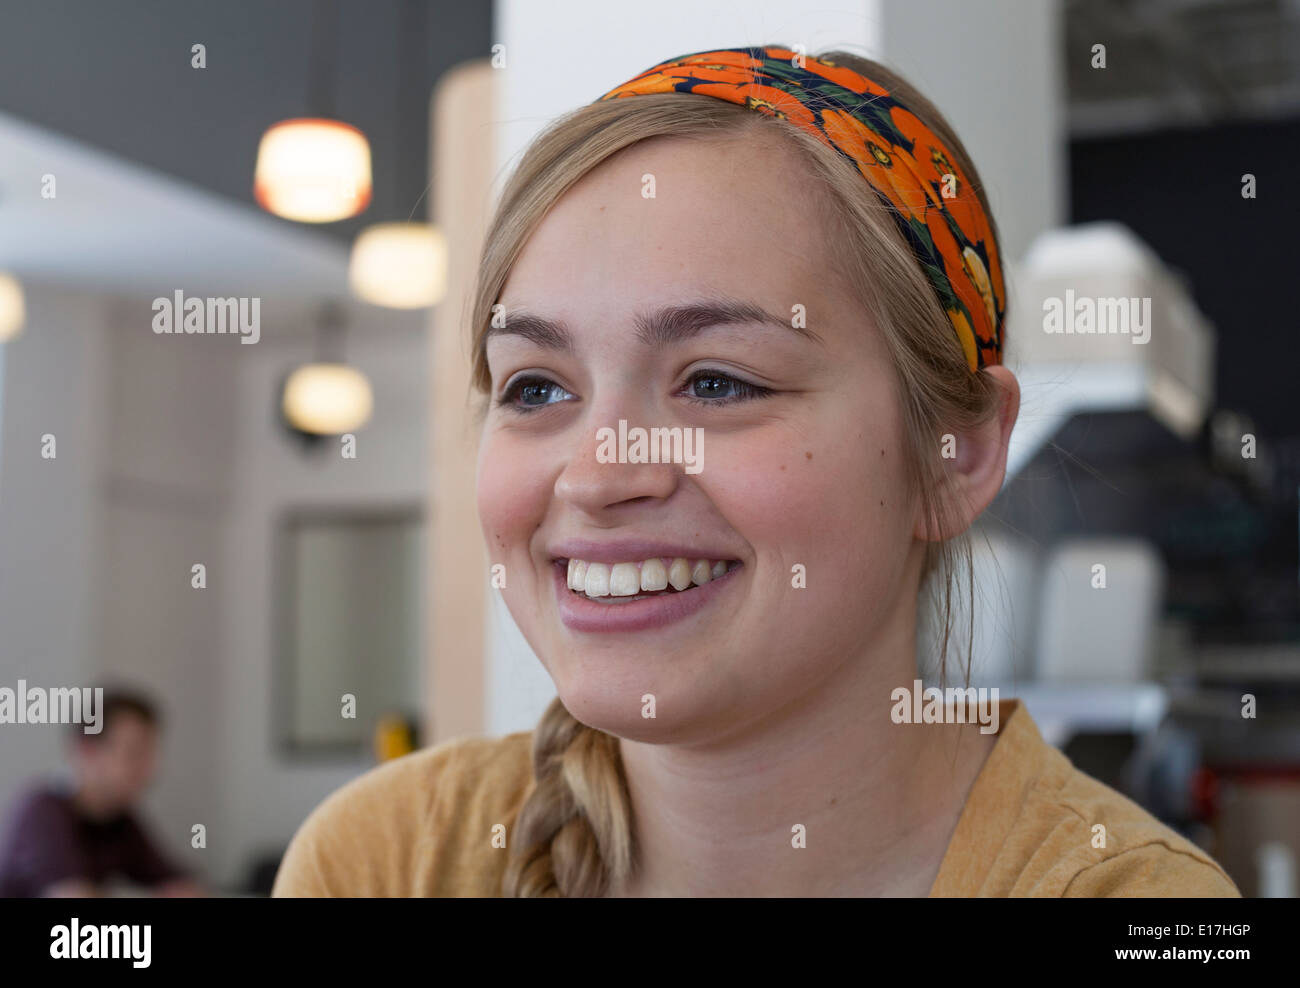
[
  {"x1": 94, "y1": 297, "x2": 237, "y2": 880},
  {"x1": 0, "y1": 280, "x2": 428, "y2": 890},
  {"x1": 876, "y1": 0, "x2": 1065, "y2": 263},
  {"x1": 0, "y1": 282, "x2": 241, "y2": 882},
  {"x1": 494, "y1": 1, "x2": 882, "y2": 202},
  {"x1": 0, "y1": 284, "x2": 110, "y2": 814},
  {"x1": 213, "y1": 307, "x2": 426, "y2": 887},
  {"x1": 210, "y1": 305, "x2": 426, "y2": 883}
]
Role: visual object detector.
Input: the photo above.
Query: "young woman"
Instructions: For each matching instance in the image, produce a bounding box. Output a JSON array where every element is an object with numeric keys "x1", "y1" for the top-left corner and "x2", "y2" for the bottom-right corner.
[{"x1": 273, "y1": 45, "x2": 1238, "y2": 897}]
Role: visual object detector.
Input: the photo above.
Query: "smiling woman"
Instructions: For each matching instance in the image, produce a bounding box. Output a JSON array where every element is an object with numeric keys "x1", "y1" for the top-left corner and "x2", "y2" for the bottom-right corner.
[{"x1": 272, "y1": 44, "x2": 1239, "y2": 899}]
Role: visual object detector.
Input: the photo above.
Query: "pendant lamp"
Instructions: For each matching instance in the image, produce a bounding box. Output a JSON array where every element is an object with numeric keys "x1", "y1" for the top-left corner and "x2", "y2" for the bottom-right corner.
[{"x1": 254, "y1": 0, "x2": 371, "y2": 223}]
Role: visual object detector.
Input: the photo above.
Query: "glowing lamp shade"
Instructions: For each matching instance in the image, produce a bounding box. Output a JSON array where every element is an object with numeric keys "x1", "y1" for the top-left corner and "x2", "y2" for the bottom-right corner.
[
  {"x1": 348, "y1": 222, "x2": 448, "y2": 308},
  {"x1": 0, "y1": 273, "x2": 25, "y2": 342},
  {"x1": 254, "y1": 119, "x2": 372, "y2": 222},
  {"x1": 282, "y1": 363, "x2": 373, "y2": 434}
]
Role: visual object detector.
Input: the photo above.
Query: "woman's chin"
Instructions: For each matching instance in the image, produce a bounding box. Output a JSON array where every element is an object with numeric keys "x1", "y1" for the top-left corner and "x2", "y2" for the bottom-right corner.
[{"x1": 553, "y1": 685, "x2": 717, "y2": 743}]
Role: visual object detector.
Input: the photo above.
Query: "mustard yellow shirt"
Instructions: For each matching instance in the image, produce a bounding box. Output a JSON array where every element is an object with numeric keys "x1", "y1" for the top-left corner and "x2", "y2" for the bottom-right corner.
[{"x1": 271, "y1": 699, "x2": 1240, "y2": 897}]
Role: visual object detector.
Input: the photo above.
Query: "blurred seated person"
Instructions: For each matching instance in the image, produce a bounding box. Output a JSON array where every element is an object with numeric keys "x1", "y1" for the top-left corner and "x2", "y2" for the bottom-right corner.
[{"x1": 0, "y1": 689, "x2": 204, "y2": 897}]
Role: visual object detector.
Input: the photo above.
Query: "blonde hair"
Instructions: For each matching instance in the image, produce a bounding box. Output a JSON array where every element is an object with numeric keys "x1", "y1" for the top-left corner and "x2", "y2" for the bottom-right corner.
[{"x1": 467, "y1": 49, "x2": 1007, "y2": 897}]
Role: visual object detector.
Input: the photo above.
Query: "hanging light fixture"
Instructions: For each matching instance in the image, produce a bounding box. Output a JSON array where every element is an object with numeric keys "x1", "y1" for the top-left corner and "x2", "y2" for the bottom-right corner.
[
  {"x1": 255, "y1": 119, "x2": 371, "y2": 222},
  {"x1": 349, "y1": 221, "x2": 447, "y2": 308},
  {"x1": 0, "y1": 272, "x2": 25, "y2": 342},
  {"x1": 281, "y1": 303, "x2": 373, "y2": 436},
  {"x1": 347, "y1": 0, "x2": 447, "y2": 308},
  {"x1": 282, "y1": 363, "x2": 373, "y2": 434},
  {"x1": 253, "y1": 0, "x2": 371, "y2": 223}
]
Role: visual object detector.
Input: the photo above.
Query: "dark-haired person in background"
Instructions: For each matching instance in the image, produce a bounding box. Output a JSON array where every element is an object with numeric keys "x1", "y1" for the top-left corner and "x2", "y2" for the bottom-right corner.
[{"x1": 0, "y1": 690, "x2": 204, "y2": 897}]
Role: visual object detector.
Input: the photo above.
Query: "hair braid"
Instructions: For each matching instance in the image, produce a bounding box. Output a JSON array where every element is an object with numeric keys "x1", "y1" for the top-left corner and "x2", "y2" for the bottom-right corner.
[{"x1": 502, "y1": 697, "x2": 635, "y2": 896}]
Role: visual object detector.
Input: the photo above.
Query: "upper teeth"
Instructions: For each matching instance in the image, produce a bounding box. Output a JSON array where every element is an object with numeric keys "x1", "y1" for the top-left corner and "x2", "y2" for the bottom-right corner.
[{"x1": 567, "y1": 557, "x2": 731, "y2": 596}]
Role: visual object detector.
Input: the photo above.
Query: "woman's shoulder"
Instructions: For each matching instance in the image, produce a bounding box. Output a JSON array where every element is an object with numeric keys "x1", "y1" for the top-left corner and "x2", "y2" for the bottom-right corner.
[
  {"x1": 1030, "y1": 753, "x2": 1240, "y2": 897},
  {"x1": 934, "y1": 701, "x2": 1240, "y2": 897},
  {"x1": 271, "y1": 730, "x2": 535, "y2": 897}
]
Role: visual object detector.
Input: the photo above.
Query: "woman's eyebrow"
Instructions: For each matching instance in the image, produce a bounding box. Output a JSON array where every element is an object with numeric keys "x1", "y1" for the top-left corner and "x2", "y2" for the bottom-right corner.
[{"x1": 486, "y1": 297, "x2": 823, "y2": 350}]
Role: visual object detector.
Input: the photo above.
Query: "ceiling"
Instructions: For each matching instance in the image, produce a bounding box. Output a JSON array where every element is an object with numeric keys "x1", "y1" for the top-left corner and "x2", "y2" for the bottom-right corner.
[
  {"x1": 1066, "y1": 0, "x2": 1300, "y2": 136},
  {"x1": 0, "y1": 107, "x2": 356, "y2": 299},
  {"x1": 1, "y1": 0, "x2": 1293, "y2": 294},
  {"x1": 0, "y1": 0, "x2": 491, "y2": 245},
  {"x1": 4, "y1": 0, "x2": 1294, "y2": 211}
]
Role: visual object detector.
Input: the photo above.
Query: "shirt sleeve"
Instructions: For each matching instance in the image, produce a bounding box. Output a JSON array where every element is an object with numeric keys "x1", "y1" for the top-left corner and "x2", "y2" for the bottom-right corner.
[
  {"x1": 272, "y1": 735, "x2": 535, "y2": 897},
  {"x1": 273, "y1": 738, "x2": 502, "y2": 897},
  {"x1": 1063, "y1": 843, "x2": 1241, "y2": 897},
  {"x1": 271, "y1": 801, "x2": 340, "y2": 897},
  {"x1": 6, "y1": 791, "x2": 93, "y2": 894},
  {"x1": 272, "y1": 752, "x2": 441, "y2": 898}
]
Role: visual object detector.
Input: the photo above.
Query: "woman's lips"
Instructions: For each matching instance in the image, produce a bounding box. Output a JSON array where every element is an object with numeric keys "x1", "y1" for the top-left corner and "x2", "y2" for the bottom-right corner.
[{"x1": 553, "y1": 559, "x2": 742, "y2": 633}]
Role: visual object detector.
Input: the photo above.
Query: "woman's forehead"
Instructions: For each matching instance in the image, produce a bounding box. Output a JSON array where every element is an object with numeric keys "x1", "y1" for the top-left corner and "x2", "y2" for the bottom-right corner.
[{"x1": 501, "y1": 135, "x2": 841, "y2": 323}]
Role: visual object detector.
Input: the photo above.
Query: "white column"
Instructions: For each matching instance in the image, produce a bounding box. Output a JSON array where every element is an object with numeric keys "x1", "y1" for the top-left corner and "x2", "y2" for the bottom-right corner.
[
  {"x1": 495, "y1": 2, "x2": 883, "y2": 201},
  {"x1": 874, "y1": 0, "x2": 1065, "y2": 262}
]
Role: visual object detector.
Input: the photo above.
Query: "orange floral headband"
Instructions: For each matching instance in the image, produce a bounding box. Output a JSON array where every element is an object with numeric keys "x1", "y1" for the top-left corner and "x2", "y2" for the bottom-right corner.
[{"x1": 597, "y1": 45, "x2": 1005, "y2": 371}]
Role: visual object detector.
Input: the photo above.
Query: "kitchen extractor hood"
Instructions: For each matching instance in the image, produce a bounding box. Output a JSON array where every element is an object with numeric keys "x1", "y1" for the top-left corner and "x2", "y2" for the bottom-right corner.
[{"x1": 1003, "y1": 222, "x2": 1217, "y2": 483}]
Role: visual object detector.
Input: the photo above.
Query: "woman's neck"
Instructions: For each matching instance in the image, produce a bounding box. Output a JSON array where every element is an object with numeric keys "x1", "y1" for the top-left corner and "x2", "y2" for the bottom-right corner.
[{"x1": 605, "y1": 632, "x2": 998, "y2": 897}]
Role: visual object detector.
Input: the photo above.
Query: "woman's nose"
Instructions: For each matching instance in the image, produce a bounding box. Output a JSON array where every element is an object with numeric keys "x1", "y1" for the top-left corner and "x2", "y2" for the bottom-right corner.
[{"x1": 553, "y1": 412, "x2": 683, "y2": 513}]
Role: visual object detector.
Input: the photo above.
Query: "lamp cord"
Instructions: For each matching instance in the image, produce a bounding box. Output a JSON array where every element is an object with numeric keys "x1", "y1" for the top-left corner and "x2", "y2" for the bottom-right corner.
[{"x1": 307, "y1": 0, "x2": 339, "y2": 120}]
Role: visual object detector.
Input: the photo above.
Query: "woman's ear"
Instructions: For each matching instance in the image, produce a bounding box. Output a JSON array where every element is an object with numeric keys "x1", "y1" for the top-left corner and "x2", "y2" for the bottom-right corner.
[{"x1": 913, "y1": 365, "x2": 1020, "y2": 542}]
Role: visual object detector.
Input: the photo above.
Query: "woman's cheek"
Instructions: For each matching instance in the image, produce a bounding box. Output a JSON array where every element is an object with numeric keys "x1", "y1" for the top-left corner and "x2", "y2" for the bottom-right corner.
[
  {"x1": 704, "y1": 425, "x2": 850, "y2": 531},
  {"x1": 703, "y1": 426, "x2": 906, "y2": 597},
  {"x1": 476, "y1": 431, "x2": 547, "y2": 564}
]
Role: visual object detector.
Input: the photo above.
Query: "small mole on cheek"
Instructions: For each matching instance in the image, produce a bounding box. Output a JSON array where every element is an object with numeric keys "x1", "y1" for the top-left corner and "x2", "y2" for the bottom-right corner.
[
  {"x1": 805, "y1": 451, "x2": 813, "y2": 460},
  {"x1": 881, "y1": 448, "x2": 886, "y2": 457}
]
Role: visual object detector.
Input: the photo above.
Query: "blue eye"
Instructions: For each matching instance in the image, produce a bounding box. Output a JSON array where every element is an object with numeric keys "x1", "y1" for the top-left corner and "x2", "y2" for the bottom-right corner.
[
  {"x1": 684, "y1": 369, "x2": 773, "y2": 406},
  {"x1": 499, "y1": 375, "x2": 572, "y2": 412},
  {"x1": 497, "y1": 369, "x2": 773, "y2": 413}
]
